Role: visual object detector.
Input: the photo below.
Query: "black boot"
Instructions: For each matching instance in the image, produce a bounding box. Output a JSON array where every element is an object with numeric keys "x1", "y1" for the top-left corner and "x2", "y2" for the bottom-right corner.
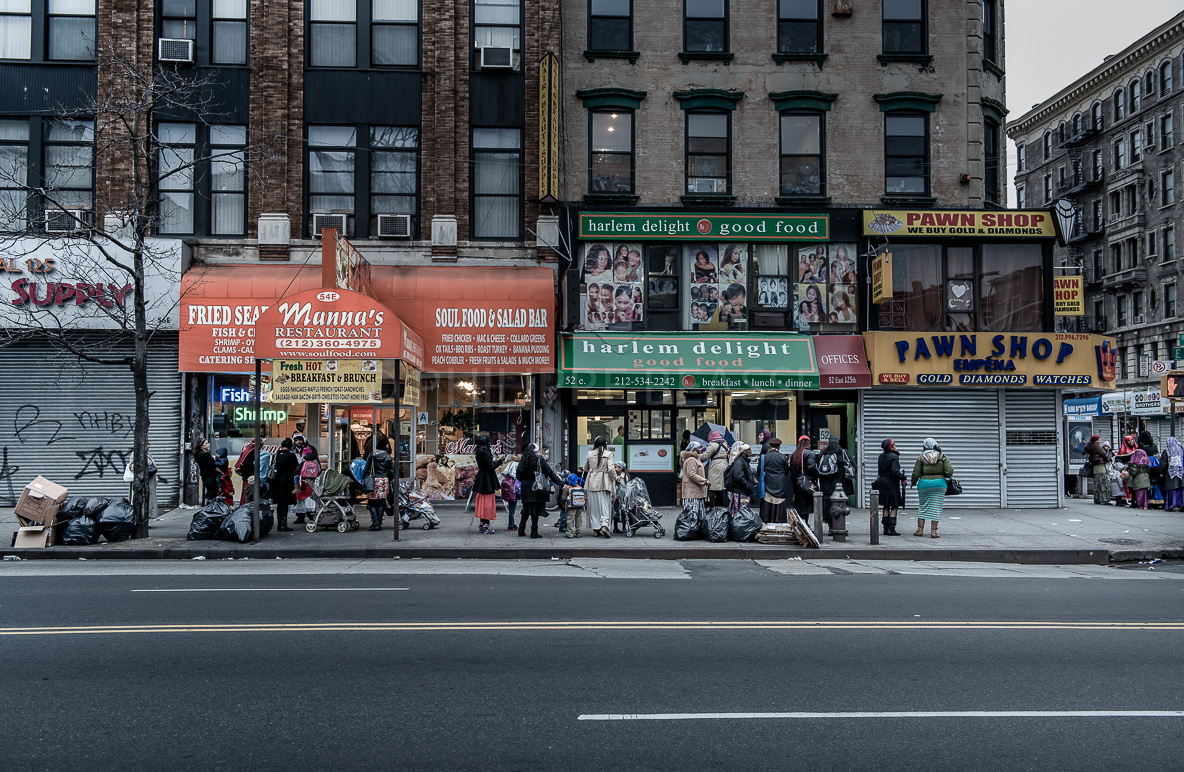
[
  {"x1": 278, "y1": 514, "x2": 292, "y2": 532},
  {"x1": 881, "y1": 515, "x2": 890, "y2": 535},
  {"x1": 886, "y1": 516, "x2": 900, "y2": 536}
]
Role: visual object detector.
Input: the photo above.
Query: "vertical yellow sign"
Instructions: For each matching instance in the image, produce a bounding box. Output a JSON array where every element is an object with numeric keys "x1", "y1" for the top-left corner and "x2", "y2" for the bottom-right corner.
[
  {"x1": 1053, "y1": 275, "x2": 1084, "y2": 316},
  {"x1": 538, "y1": 52, "x2": 560, "y2": 203},
  {"x1": 872, "y1": 252, "x2": 893, "y2": 304}
]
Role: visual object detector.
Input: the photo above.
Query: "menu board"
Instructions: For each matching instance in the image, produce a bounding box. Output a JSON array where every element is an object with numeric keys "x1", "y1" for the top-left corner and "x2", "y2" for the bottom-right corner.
[{"x1": 628, "y1": 444, "x2": 675, "y2": 472}]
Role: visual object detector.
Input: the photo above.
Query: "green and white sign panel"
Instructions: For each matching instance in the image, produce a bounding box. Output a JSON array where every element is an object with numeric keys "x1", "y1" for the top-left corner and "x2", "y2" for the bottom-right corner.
[
  {"x1": 559, "y1": 333, "x2": 819, "y2": 390},
  {"x1": 578, "y1": 212, "x2": 829, "y2": 242}
]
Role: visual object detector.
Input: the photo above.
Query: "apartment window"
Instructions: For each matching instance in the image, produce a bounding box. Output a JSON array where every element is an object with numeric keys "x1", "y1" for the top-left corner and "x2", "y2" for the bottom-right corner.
[
  {"x1": 684, "y1": 0, "x2": 727, "y2": 53},
  {"x1": 211, "y1": 0, "x2": 247, "y2": 65},
  {"x1": 47, "y1": 0, "x2": 95, "y2": 60},
  {"x1": 1091, "y1": 101, "x2": 1103, "y2": 130},
  {"x1": 1092, "y1": 198, "x2": 1102, "y2": 230},
  {"x1": 1042, "y1": 130, "x2": 1051, "y2": 161},
  {"x1": 1118, "y1": 347, "x2": 1128, "y2": 379},
  {"x1": 1129, "y1": 79, "x2": 1141, "y2": 113},
  {"x1": 161, "y1": 0, "x2": 196, "y2": 41},
  {"x1": 1145, "y1": 120, "x2": 1155, "y2": 149},
  {"x1": 982, "y1": 0, "x2": 996, "y2": 64},
  {"x1": 1166, "y1": 283, "x2": 1177, "y2": 318},
  {"x1": 1092, "y1": 149, "x2": 1103, "y2": 179},
  {"x1": 1057, "y1": 164, "x2": 1066, "y2": 190},
  {"x1": 885, "y1": 113, "x2": 927, "y2": 195},
  {"x1": 1114, "y1": 138, "x2": 1126, "y2": 170},
  {"x1": 1092, "y1": 249, "x2": 1104, "y2": 279},
  {"x1": 1163, "y1": 168, "x2": 1176, "y2": 206},
  {"x1": 1162, "y1": 60, "x2": 1174, "y2": 96},
  {"x1": 1166, "y1": 225, "x2": 1177, "y2": 261},
  {"x1": 0, "y1": 0, "x2": 30, "y2": 59},
  {"x1": 372, "y1": 0, "x2": 417, "y2": 66},
  {"x1": 471, "y1": 127, "x2": 521, "y2": 240},
  {"x1": 370, "y1": 126, "x2": 418, "y2": 223},
  {"x1": 1130, "y1": 129, "x2": 1142, "y2": 162},
  {"x1": 42, "y1": 119, "x2": 93, "y2": 218},
  {"x1": 1015, "y1": 143, "x2": 1025, "y2": 172},
  {"x1": 0, "y1": 119, "x2": 28, "y2": 230},
  {"x1": 587, "y1": 0, "x2": 631, "y2": 52},
  {"x1": 157, "y1": 123, "x2": 196, "y2": 234},
  {"x1": 1117, "y1": 295, "x2": 1127, "y2": 327},
  {"x1": 1110, "y1": 243, "x2": 1121, "y2": 273},
  {"x1": 1133, "y1": 291, "x2": 1144, "y2": 320},
  {"x1": 1042, "y1": 173, "x2": 1051, "y2": 204},
  {"x1": 309, "y1": 0, "x2": 356, "y2": 67},
  {"x1": 882, "y1": 0, "x2": 924, "y2": 55},
  {"x1": 589, "y1": 111, "x2": 634, "y2": 194},
  {"x1": 686, "y1": 112, "x2": 729, "y2": 193},
  {"x1": 1114, "y1": 89, "x2": 1125, "y2": 122},
  {"x1": 308, "y1": 125, "x2": 356, "y2": 217},
  {"x1": 1148, "y1": 230, "x2": 1158, "y2": 258},
  {"x1": 1057, "y1": 122, "x2": 1066, "y2": 145},
  {"x1": 210, "y1": 125, "x2": 246, "y2": 235},
  {"x1": 1015, "y1": 185, "x2": 1025, "y2": 209},
  {"x1": 779, "y1": 112, "x2": 823, "y2": 196},
  {"x1": 474, "y1": 0, "x2": 520, "y2": 51},
  {"x1": 984, "y1": 118, "x2": 999, "y2": 205},
  {"x1": 1161, "y1": 114, "x2": 1174, "y2": 150},
  {"x1": 778, "y1": 0, "x2": 820, "y2": 54},
  {"x1": 1072, "y1": 113, "x2": 1083, "y2": 135}
]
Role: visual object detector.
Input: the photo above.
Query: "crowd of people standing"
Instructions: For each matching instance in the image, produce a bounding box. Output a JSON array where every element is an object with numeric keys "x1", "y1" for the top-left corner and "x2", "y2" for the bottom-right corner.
[{"x1": 1083, "y1": 430, "x2": 1184, "y2": 510}]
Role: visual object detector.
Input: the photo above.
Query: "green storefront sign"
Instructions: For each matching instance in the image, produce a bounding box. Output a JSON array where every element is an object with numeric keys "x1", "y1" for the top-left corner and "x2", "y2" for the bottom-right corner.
[
  {"x1": 578, "y1": 212, "x2": 829, "y2": 242},
  {"x1": 559, "y1": 333, "x2": 820, "y2": 390}
]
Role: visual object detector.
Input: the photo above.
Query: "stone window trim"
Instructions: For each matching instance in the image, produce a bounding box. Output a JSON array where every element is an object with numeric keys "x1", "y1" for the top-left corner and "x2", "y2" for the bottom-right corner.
[
  {"x1": 673, "y1": 88, "x2": 744, "y2": 112},
  {"x1": 576, "y1": 87, "x2": 647, "y2": 111},
  {"x1": 873, "y1": 91, "x2": 943, "y2": 114},
  {"x1": 981, "y1": 96, "x2": 1007, "y2": 125},
  {"x1": 769, "y1": 90, "x2": 837, "y2": 112}
]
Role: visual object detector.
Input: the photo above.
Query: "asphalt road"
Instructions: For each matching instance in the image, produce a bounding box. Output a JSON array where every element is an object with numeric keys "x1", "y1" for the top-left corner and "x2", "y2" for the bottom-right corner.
[{"x1": 1, "y1": 560, "x2": 1181, "y2": 771}]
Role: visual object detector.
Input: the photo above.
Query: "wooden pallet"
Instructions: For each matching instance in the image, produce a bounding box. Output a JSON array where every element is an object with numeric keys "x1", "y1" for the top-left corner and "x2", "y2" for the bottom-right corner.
[{"x1": 756, "y1": 511, "x2": 820, "y2": 548}]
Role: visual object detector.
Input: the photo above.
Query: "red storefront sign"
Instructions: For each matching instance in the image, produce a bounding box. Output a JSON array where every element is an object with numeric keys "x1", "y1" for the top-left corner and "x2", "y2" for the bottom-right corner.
[
  {"x1": 254, "y1": 287, "x2": 421, "y2": 362},
  {"x1": 814, "y1": 335, "x2": 872, "y2": 389}
]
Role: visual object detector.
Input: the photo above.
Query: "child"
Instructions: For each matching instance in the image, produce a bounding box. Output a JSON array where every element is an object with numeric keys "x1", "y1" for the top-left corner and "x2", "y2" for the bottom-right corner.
[
  {"x1": 564, "y1": 473, "x2": 585, "y2": 538},
  {"x1": 215, "y1": 454, "x2": 234, "y2": 506},
  {"x1": 293, "y1": 446, "x2": 320, "y2": 524},
  {"x1": 500, "y1": 471, "x2": 519, "y2": 531}
]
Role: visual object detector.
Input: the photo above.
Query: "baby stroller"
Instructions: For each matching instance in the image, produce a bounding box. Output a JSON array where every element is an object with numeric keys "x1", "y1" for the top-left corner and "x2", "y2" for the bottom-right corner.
[
  {"x1": 400, "y1": 482, "x2": 440, "y2": 530},
  {"x1": 305, "y1": 468, "x2": 360, "y2": 533},
  {"x1": 620, "y1": 476, "x2": 665, "y2": 538}
]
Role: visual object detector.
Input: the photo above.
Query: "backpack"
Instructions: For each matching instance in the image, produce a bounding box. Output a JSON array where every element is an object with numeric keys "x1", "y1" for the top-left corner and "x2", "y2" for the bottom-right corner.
[
  {"x1": 724, "y1": 460, "x2": 736, "y2": 490},
  {"x1": 817, "y1": 452, "x2": 839, "y2": 477}
]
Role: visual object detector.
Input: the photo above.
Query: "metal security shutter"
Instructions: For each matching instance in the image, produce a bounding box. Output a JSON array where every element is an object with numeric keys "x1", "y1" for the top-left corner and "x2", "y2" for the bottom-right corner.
[
  {"x1": 860, "y1": 389, "x2": 1001, "y2": 508},
  {"x1": 1003, "y1": 390, "x2": 1060, "y2": 507},
  {"x1": 0, "y1": 334, "x2": 181, "y2": 507},
  {"x1": 1092, "y1": 416, "x2": 1114, "y2": 448}
]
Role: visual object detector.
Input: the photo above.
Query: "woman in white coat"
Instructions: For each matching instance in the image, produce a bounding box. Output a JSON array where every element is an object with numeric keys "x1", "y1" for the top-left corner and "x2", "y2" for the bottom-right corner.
[
  {"x1": 582, "y1": 436, "x2": 619, "y2": 538},
  {"x1": 123, "y1": 442, "x2": 158, "y2": 522}
]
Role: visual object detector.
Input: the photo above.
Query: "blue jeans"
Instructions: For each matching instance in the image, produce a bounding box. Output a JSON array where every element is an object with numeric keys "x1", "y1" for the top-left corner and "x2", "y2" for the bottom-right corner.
[
  {"x1": 557, "y1": 506, "x2": 568, "y2": 531},
  {"x1": 506, "y1": 500, "x2": 517, "y2": 528}
]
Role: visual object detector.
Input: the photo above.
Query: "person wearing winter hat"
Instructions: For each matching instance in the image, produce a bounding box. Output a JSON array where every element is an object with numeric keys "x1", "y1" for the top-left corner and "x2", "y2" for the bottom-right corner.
[
  {"x1": 789, "y1": 435, "x2": 817, "y2": 523},
  {"x1": 911, "y1": 438, "x2": 953, "y2": 537},
  {"x1": 873, "y1": 438, "x2": 907, "y2": 535},
  {"x1": 759, "y1": 437, "x2": 791, "y2": 523},
  {"x1": 700, "y1": 430, "x2": 730, "y2": 508}
]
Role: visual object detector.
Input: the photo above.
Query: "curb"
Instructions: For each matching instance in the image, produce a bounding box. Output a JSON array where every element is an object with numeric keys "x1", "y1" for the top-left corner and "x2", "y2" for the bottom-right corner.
[{"x1": 2, "y1": 545, "x2": 1113, "y2": 564}]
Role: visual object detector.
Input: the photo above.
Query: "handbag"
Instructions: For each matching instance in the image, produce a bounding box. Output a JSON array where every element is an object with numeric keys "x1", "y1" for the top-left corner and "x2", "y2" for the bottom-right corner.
[
  {"x1": 1079, "y1": 462, "x2": 1093, "y2": 478},
  {"x1": 945, "y1": 477, "x2": 963, "y2": 496},
  {"x1": 533, "y1": 470, "x2": 551, "y2": 493},
  {"x1": 361, "y1": 456, "x2": 375, "y2": 493}
]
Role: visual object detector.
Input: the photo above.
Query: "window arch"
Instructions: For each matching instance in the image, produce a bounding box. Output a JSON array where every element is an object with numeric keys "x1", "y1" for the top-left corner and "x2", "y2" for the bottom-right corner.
[
  {"x1": 1145, "y1": 70, "x2": 1155, "y2": 99},
  {"x1": 1042, "y1": 129, "x2": 1052, "y2": 160},
  {"x1": 1162, "y1": 60, "x2": 1174, "y2": 96},
  {"x1": 1091, "y1": 101, "x2": 1103, "y2": 130},
  {"x1": 1128, "y1": 79, "x2": 1141, "y2": 113},
  {"x1": 1057, "y1": 121, "x2": 1066, "y2": 144},
  {"x1": 1072, "y1": 112, "x2": 1082, "y2": 135},
  {"x1": 1113, "y1": 89, "x2": 1124, "y2": 121}
]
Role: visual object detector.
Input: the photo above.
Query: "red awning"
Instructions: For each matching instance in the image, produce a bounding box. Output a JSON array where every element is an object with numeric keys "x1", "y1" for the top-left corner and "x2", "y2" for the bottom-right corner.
[{"x1": 814, "y1": 335, "x2": 871, "y2": 389}]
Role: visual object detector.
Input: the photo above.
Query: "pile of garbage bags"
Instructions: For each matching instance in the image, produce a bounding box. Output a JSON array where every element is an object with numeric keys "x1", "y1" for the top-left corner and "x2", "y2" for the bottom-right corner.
[
  {"x1": 187, "y1": 501, "x2": 273, "y2": 542},
  {"x1": 58, "y1": 497, "x2": 138, "y2": 545},
  {"x1": 674, "y1": 501, "x2": 763, "y2": 543}
]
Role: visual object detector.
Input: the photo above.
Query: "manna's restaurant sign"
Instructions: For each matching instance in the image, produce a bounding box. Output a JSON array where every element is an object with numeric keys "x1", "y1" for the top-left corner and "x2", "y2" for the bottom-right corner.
[
  {"x1": 254, "y1": 288, "x2": 423, "y2": 362},
  {"x1": 559, "y1": 333, "x2": 819, "y2": 390},
  {"x1": 579, "y1": 212, "x2": 829, "y2": 242},
  {"x1": 863, "y1": 332, "x2": 1117, "y2": 389},
  {"x1": 863, "y1": 210, "x2": 1057, "y2": 239}
]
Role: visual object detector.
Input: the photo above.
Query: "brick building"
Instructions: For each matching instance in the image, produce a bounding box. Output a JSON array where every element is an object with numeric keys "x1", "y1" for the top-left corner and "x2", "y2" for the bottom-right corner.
[{"x1": 1008, "y1": 11, "x2": 1184, "y2": 446}]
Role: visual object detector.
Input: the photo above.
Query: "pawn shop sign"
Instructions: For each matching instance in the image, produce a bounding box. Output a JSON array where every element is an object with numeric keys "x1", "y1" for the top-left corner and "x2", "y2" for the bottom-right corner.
[{"x1": 1053, "y1": 276, "x2": 1084, "y2": 317}]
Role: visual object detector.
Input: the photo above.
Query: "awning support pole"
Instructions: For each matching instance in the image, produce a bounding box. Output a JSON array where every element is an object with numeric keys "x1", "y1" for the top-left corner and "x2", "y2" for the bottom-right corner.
[
  {"x1": 252, "y1": 356, "x2": 261, "y2": 542},
  {"x1": 393, "y1": 358, "x2": 401, "y2": 542}
]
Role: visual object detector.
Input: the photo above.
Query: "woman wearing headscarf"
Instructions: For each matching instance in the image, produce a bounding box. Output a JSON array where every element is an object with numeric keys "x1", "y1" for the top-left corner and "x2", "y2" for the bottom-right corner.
[
  {"x1": 364, "y1": 437, "x2": 396, "y2": 531},
  {"x1": 1116, "y1": 435, "x2": 1138, "y2": 505},
  {"x1": 911, "y1": 438, "x2": 953, "y2": 538},
  {"x1": 725, "y1": 442, "x2": 756, "y2": 515},
  {"x1": 873, "y1": 438, "x2": 906, "y2": 536},
  {"x1": 1162, "y1": 437, "x2": 1184, "y2": 511},
  {"x1": 582, "y1": 436, "x2": 619, "y2": 538},
  {"x1": 700, "y1": 430, "x2": 730, "y2": 508},
  {"x1": 789, "y1": 435, "x2": 817, "y2": 524},
  {"x1": 1084, "y1": 434, "x2": 1112, "y2": 505},
  {"x1": 754, "y1": 429, "x2": 773, "y2": 508},
  {"x1": 1126, "y1": 448, "x2": 1152, "y2": 510},
  {"x1": 759, "y1": 438, "x2": 792, "y2": 524},
  {"x1": 1104, "y1": 440, "x2": 1125, "y2": 506},
  {"x1": 516, "y1": 443, "x2": 564, "y2": 538},
  {"x1": 472, "y1": 435, "x2": 501, "y2": 535},
  {"x1": 194, "y1": 439, "x2": 218, "y2": 504}
]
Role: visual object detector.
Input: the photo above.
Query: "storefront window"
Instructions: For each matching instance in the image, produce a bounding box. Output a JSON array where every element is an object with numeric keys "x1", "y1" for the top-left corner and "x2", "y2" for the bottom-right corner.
[
  {"x1": 945, "y1": 246, "x2": 975, "y2": 331},
  {"x1": 207, "y1": 374, "x2": 300, "y2": 451},
  {"x1": 980, "y1": 244, "x2": 1043, "y2": 331},
  {"x1": 729, "y1": 390, "x2": 794, "y2": 446},
  {"x1": 580, "y1": 241, "x2": 645, "y2": 330},
  {"x1": 685, "y1": 242, "x2": 748, "y2": 330},
  {"x1": 875, "y1": 243, "x2": 942, "y2": 330},
  {"x1": 793, "y1": 243, "x2": 858, "y2": 330}
]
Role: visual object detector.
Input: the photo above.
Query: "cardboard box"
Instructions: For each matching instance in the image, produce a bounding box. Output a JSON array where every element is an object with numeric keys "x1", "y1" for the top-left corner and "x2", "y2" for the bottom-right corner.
[
  {"x1": 10, "y1": 523, "x2": 64, "y2": 548},
  {"x1": 13, "y1": 476, "x2": 69, "y2": 526}
]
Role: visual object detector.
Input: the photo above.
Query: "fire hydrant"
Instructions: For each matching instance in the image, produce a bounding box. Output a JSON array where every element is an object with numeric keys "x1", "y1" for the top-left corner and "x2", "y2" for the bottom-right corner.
[{"x1": 829, "y1": 489, "x2": 850, "y2": 542}]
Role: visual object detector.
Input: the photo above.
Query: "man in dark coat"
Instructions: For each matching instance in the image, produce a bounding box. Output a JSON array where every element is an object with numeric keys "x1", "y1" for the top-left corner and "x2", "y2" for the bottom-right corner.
[
  {"x1": 759, "y1": 438, "x2": 793, "y2": 523},
  {"x1": 516, "y1": 443, "x2": 565, "y2": 538},
  {"x1": 873, "y1": 438, "x2": 906, "y2": 535},
  {"x1": 816, "y1": 437, "x2": 848, "y2": 528},
  {"x1": 726, "y1": 443, "x2": 756, "y2": 497},
  {"x1": 271, "y1": 438, "x2": 301, "y2": 531}
]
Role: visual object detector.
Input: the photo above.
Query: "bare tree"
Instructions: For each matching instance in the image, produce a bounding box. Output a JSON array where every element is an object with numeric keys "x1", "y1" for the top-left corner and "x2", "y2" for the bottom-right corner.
[{"x1": 0, "y1": 46, "x2": 275, "y2": 537}]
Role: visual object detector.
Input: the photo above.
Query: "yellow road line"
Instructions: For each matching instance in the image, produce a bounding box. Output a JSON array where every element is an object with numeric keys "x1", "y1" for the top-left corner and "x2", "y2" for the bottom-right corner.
[{"x1": 0, "y1": 621, "x2": 1181, "y2": 636}]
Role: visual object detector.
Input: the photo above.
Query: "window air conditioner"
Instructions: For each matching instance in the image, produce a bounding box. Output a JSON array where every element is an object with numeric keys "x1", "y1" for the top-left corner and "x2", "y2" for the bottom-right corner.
[
  {"x1": 312, "y1": 213, "x2": 348, "y2": 238},
  {"x1": 1132, "y1": 314, "x2": 1145, "y2": 325},
  {"x1": 479, "y1": 46, "x2": 514, "y2": 69},
  {"x1": 158, "y1": 38, "x2": 195, "y2": 64},
  {"x1": 376, "y1": 214, "x2": 411, "y2": 238},
  {"x1": 693, "y1": 178, "x2": 719, "y2": 194},
  {"x1": 45, "y1": 209, "x2": 91, "y2": 233}
]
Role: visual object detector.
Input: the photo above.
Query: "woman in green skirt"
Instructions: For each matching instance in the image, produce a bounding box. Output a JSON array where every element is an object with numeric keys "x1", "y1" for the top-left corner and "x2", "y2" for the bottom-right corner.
[{"x1": 911, "y1": 438, "x2": 953, "y2": 538}]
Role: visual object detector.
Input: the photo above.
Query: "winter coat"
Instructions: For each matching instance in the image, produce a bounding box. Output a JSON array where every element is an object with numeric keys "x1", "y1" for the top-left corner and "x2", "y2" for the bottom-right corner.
[
  {"x1": 679, "y1": 449, "x2": 709, "y2": 499},
  {"x1": 762, "y1": 449, "x2": 792, "y2": 500},
  {"x1": 1126, "y1": 463, "x2": 1151, "y2": 491},
  {"x1": 700, "y1": 441, "x2": 729, "y2": 492},
  {"x1": 501, "y1": 475, "x2": 519, "y2": 502},
  {"x1": 582, "y1": 448, "x2": 618, "y2": 493},
  {"x1": 195, "y1": 450, "x2": 216, "y2": 479},
  {"x1": 874, "y1": 450, "x2": 906, "y2": 490},
  {"x1": 1138, "y1": 431, "x2": 1158, "y2": 456},
  {"x1": 1160, "y1": 451, "x2": 1184, "y2": 492},
  {"x1": 816, "y1": 442, "x2": 846, "y2": 498},
  {"x1": 366, "y1": 449, "x2": 394, "y2": 480},
  {"x1": 517, "y1": 453, "x2": 564, "y2": 504},
  {"x1": 911, "y1": 450, "x2": 953, "y2": 485},
  {"x1": 473, "y1": 445, "x2": 500, "y2": 495},
  {"x1": 271, "y1": 448, "x2": 301, "y2": 505},
  {"x1": 1084, "y1": 439, "x2": 1109, "y2": 467},
  {"x1": 726, "y1": 454, "x2": 756, "y2": 496}
]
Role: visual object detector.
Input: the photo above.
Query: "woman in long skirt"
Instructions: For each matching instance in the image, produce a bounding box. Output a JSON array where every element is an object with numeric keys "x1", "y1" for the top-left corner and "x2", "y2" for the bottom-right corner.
[
  {"x1": 472, "y1": 435, "x2": 501, "y2": 534},
  {"x1": 582, "y1": 437, "x2": 619, "y2": 538},
  {"x1": 911, "y1": 438, "x2": 953, "y2": 538},
  {"x1": 1162, "y1": 437, "x2": 1184, "y2": 511}
]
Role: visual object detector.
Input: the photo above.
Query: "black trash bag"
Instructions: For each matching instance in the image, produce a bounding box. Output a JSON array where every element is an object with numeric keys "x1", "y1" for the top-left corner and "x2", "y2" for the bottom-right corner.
[
  {"x1": 97, "y1": 498, "x2": 137, "y2": 543},
  {"x1": 705, "y1": 506, "x2": 730, "y2": 543},
  {"x1": 674, "y1": 500, "x2": 707, "y2": 541},
  {"x1": 83, "y1": 497, "x2": 111, "y2": 518},
  {"x1": 61, "y1": 513, "x2": 100, "y2": 545},
  {"x1": 217, "y1": 502, "x2": 274, "y2": 542},
  {"x1": 186, "y1": 500, "x2": 231, "y2": 541},
  {"x1": 59, "y1": 497, "x2": 90, "y2": 520},
  {"x1": 728, "y1": 505, "x2": 763, "y2": 543}
]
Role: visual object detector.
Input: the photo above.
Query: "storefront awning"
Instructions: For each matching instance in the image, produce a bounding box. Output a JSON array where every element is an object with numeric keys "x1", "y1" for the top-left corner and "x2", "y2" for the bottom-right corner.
[
  {"x1": 814, "y1": 335, "x2": 871, "y2": 389},
  {"x1": 1063, "y1": 396, "x2": 1105, "y2": 417},
  {"x1": 559, "y1": 332, "x2": 819, "y2": 390},
  {"x1": 369, "y1": 266, "x2": 555, "y2": 374}
]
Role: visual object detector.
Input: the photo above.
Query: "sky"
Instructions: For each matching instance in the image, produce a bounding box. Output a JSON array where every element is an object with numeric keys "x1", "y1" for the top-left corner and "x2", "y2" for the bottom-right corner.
[{"x1": 1005, "y1": 1, "x2": 1184, "y2": 197}]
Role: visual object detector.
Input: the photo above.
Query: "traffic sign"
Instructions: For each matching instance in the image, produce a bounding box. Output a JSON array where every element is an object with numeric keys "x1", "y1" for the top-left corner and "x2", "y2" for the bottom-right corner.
[
  {"x1": 1152, "y1": 360, "x2": 1170, "y2": 375},
  {"x1": 1175, "y1": 347, "x2": 1184, "y2": 360},
  {"x1": 1178, "y1": 334, "x2": 1184, "y2": 347}
]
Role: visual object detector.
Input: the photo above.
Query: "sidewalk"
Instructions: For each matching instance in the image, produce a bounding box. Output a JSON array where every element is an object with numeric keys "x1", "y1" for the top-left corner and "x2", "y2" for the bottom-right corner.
[{"x1": 4, "y1": 496, "x2": 1181, "y2": 563}]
